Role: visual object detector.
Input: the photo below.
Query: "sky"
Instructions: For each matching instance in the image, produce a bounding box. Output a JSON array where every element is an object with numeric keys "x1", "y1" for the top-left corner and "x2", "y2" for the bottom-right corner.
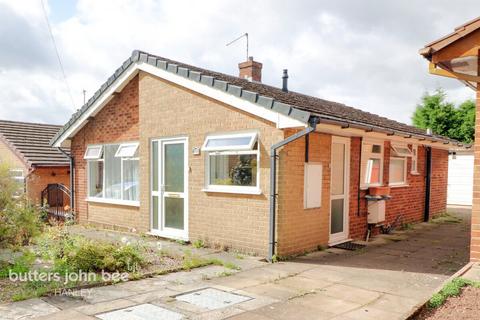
[{"x1": 0, "y1": 0, "x2": 477, "y2": 126}]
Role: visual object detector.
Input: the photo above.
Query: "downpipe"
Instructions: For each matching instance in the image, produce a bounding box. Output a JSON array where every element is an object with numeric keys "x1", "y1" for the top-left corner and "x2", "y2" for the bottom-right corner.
[
  {"x1": 57, "y1": 147, "x2": 74, "y2": 211},
  {"x1": 268, "y1": 117, "x2": 320, "y2": 262}
]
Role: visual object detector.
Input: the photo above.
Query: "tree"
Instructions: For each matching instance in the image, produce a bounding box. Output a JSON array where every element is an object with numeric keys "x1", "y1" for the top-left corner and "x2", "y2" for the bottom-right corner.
[{"x1": 412, "y1": 89, "x2": 475, "y2": 144}]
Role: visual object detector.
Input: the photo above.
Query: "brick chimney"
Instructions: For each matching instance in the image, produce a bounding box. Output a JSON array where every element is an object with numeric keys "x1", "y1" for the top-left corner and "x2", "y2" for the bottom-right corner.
[{"x1": 238, "y1": 56, "x2": 262, "y2": 82}]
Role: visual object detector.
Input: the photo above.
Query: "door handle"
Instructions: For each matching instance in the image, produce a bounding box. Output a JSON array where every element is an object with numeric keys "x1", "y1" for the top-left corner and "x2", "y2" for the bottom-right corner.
[{"x1": 166, "y1": 194, "x2": 181, "y2": 198}]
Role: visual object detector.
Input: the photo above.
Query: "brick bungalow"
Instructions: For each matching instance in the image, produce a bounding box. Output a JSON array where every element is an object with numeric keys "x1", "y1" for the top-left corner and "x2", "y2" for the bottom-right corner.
[
  {"x1": 50, "y1": 50, "x2": 463, "y2": 259},
  {"x1": 0, "y1": 120, "x2": 70, "y2": 206},
  {"x1": 420, "y1": 17, "x2": 480, "y2": 262}
]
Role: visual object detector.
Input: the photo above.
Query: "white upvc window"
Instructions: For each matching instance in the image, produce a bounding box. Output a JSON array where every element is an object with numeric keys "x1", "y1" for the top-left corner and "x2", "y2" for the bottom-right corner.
[
  {"x1": 84, "y1": 145, "x2": 103, "y2": 160},
  {"x1": 202, "y1": 131, "x2": 257, "y2": 151},
  {"x1": 115, "y1": 143, "x2": 139, "y2": 158},
  {"x1": 389, "y1": 157, "x2": 407, "y2": 186},
  {"x1": 411, "y1": 145, "x2": 418, "y2": 174},
  {"x1": 361, "y1": 139, "x2": 384, "y2": 188},
  {"x1": 9, "y1": 169, "x2": 25, "y2": 198},
  {"x1": 9, "y1": 169, "x2": 24, "y2": 181},
  {"x1": 87, "y1": 142, "x2": 139, "y2": 205},
  {"x1": 391, "y1": 143, "x2": 413, "y2": 157},
  {"x1": 202, "y1": 131, "x2": 260, "y2": 194}
]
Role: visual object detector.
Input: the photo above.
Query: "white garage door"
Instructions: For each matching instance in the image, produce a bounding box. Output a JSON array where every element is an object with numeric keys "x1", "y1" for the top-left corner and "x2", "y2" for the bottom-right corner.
[{"x1": 447, "y1": 154, "x2": 474, "y2": 206}]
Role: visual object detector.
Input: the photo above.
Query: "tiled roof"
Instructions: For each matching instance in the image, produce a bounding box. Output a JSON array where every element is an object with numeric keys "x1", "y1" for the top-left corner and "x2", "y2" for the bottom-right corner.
[
  {"x1": 51, "y1": 50, "x2": 463, "y2": 147},
  {"x1": 420, "y1": 16, "x2": 480, "y2": 58},
  {"x1": 0, "y1": 120, "x2": 70, "y2": 167}
]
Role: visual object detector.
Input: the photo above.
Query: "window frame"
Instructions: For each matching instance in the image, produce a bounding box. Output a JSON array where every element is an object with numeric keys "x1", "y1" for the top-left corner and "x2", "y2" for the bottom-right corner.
[
  {"x1": 389, "y1": 156, "x2": 408, "y2": 186},
  {"x1": 202, "y1": 131, "x2": 258, "y2": 151},
  {"x1": 86, "y1": 142, "x2": 140, "y2": 206},
  {"x1": 361, "y1": 139, "x2": 384, "y2": 189},
  {"x1": 9, "y1": 169, "x2": 25, "y2": 198},
  {"x1": 202, "y1": 132, "x2": 261, "y2": 194},
  {"x1": 391, "y1": 143, "x2": 413, "y2": 157},
  {"x1": 84, "y1": 145, "x2": 103, "y2": 160},
  {"x1": 115, "y1": 142, "x2": 139, "y2": 158},
  {"x1": 121, "y1": 157, "x2": 140, "y2": 201},
  {"x1": 411, "y1": 145, "x2": 418, "y2": 174},
  {"x1": 9, "y1": 169, "x2": 24, "y2": 180}
]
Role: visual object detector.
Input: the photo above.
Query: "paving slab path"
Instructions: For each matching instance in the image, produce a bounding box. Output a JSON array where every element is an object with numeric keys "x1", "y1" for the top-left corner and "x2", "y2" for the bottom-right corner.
[{"x1": 0, "y1": 208, "x2": 470, "y2": 320}]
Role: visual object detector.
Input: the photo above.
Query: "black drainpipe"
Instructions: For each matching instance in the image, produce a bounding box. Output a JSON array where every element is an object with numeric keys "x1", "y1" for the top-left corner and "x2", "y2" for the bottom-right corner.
[
  {"x1": 57, "y1": 147, "x2": 74, "y2": 211},
  {"x1": 268, "y1": 116, "x2": 319, "y2": 262},
  {"x1": 424, "y1": 146, "x2": 432, "y2": 222}
]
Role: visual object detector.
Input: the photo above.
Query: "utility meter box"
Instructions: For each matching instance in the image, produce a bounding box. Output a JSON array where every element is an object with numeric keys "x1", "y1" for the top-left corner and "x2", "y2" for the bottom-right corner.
[{"x1": 367, "y1": 200, "x2": 386, "y2": 224}]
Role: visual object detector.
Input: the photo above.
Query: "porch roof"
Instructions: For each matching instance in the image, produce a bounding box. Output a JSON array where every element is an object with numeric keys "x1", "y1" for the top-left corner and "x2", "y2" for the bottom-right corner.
[
  {"x1": 51, "y1": 50, "x2": 464, "y2": 148},
  {"x1": 0, "y1": 120, "x2": 70, "y2": 168},
  {"x1": 420, "y1": 16, "x2": 480, "y2": 90}
]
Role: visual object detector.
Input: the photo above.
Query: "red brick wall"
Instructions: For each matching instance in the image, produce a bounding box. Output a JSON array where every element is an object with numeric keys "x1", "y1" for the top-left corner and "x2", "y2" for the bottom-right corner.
[
  {"x1": 471, "y1": 88, "x2": 480, "y2": 261},
  {"x1": 349, "y1": 139, "x2": 448, "y2": 240},
  {"x1": 71, "y1": 75, "x2": 139, "y2": 227},
  {"x1": 26, "y1": 166, "x2": 70, "y2": 205}
]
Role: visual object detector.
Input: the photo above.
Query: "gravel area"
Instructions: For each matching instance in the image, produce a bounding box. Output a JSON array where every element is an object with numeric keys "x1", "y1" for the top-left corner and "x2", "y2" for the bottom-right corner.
[{"x1": 414, "y1": 286, "x2": 480, "y2": 320}]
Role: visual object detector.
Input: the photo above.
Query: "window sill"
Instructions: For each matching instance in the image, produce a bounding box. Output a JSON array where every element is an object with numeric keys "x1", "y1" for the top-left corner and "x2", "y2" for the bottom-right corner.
[
  {"x1": 202, "y1": 187, "x2": 262, "y2": 195},
  {"x1": 389, "y1": 184, "x2": 409, "y2": 188},
  {"x1": 86, "y1": 197, "x2": 140, "y2": 207},
  {"x1": 410, "y1": 172, "x2": 420, "y2": 175},
  {"x1": 360, "y1": 184, "x2": 384, "y2": 191}
]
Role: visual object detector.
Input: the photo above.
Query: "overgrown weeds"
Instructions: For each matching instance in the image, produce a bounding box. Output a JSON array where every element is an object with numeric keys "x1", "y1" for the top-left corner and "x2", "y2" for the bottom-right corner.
[
  {"x1": 431, "y1": 212, "x2": 462, "y2": 224},
  {"x1": 37, "y1": 227, "x2": 145, "y2": 273},
  {"x1": 0, "y1": 164, "x2": 43, "y2": 248}
]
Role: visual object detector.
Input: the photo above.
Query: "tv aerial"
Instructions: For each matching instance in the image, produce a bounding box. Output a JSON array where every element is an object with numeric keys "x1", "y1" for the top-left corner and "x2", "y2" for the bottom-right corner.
[{"x1": 226, "y1": 33, "x2": 249, "y2": 60}]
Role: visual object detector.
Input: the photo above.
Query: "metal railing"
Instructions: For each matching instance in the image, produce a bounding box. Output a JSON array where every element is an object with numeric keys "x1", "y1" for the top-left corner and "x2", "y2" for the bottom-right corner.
[{"x1": 40, "y1": 183, "x2": 71, "y2": 219}]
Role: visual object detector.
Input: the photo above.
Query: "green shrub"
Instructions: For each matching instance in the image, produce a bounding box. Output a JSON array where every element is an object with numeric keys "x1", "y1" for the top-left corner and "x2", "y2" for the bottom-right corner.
[
  {"x1": 104, "y1": 244, "x2": 145, "y2": 272},
  {"x1": 0, "y1": 164, "x2": 18, "y2": 210},
  {"x1": 428, "y1": 278, "x2": 480, "y2": 308},
  {"x1": 0, "y1": 204, "x2": 42, "y2": 248},
  {"x1": 64, "y1": 239, "x2": 108, "y2": 272},
  {"x1": 43, "y1": 232, "x2": 146, "y2": 273}
]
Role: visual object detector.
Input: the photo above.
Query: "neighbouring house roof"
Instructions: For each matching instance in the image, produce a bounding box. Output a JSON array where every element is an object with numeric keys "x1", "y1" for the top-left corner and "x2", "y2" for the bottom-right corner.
[
  {"x1": 51, "y1": 50, "x2": 463, "y2": 147},
  {"x1": 0, "y1": 120, "x2": 70, "y2": 168}
]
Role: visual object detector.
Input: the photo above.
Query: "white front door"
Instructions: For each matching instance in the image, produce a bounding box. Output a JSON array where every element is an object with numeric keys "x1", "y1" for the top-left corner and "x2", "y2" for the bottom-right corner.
[
  {"x1": 151, "y1": 137, "x2": 188, "y2": 240},
  {"x1": 329, "y1": 136, "x2": 350, "y2": 244}
]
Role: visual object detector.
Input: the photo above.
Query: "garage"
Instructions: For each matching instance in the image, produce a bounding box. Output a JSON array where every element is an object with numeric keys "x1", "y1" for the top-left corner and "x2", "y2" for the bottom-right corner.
[{"x1": 448, "y1": 151, "x2": 474, "y2": 206}]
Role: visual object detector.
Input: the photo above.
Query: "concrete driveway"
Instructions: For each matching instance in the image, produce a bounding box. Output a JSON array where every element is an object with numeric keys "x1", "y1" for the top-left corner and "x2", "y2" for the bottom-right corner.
[{"x1": 0, "y1": 208, "x2": 470, "y2": 320}]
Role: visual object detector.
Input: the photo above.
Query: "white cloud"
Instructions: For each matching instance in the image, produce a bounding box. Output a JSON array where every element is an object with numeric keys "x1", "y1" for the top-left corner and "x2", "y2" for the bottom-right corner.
[{"x1": 0, "y1": 0, "x2": 476, "y2": 126}]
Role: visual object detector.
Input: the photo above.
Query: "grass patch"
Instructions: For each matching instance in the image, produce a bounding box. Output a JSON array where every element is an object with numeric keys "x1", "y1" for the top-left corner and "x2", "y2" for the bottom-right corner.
[
  {"x1": 223, "y1": 261, "x2": 241, "y2": 270},
  {"x1": 217, "y1": 270, "x2": 233, "y2": 277},
  {"x1": 428, "y1": 278, "x2": 480, "y2": 308},
  {"x1": 182, "y1": 250, "x2": 223, "y2": 271},
  {"x1": 192, "y1": 239, "x2": 205, "y2": 249},
  {"x1": 431, "y1": 213, "x2": 462, "y2": 224},
  {"x1": 0, "y1": 250, "x2": 35, "y2": 278},
  {"x1": 401, "y1": 222, "x2": 414, "y2": 230}
]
